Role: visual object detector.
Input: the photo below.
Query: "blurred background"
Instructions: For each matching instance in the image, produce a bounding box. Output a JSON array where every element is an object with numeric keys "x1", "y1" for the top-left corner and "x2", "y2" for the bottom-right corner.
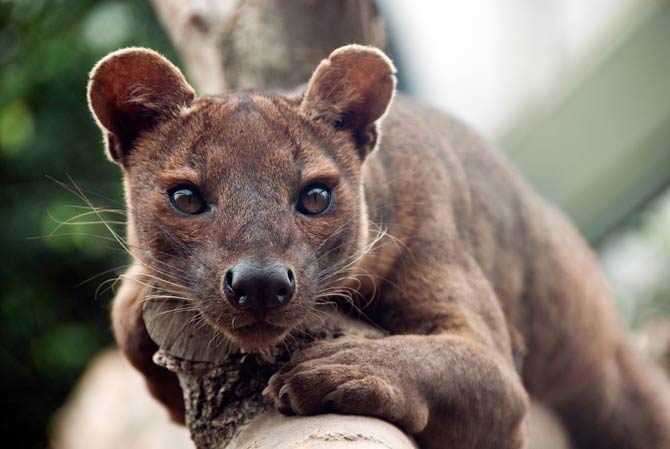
[{"x1": 0, "y1": 1, "x2": 667, "y2": 448}]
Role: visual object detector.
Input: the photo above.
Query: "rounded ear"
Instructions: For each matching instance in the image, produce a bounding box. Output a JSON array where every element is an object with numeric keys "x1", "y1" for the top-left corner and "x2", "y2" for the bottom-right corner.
[
  {"x1": 301, "y1": 45, "x2": 396, "y2": 158},
  {"x1": 87, "y1": 48, "x2": 195, "y2": 165}
]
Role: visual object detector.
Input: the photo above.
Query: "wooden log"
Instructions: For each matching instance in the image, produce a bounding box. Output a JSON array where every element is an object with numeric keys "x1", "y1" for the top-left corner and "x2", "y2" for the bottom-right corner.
[{"x1": 143, "y1": 299, "x2": 417, "y2": 449}]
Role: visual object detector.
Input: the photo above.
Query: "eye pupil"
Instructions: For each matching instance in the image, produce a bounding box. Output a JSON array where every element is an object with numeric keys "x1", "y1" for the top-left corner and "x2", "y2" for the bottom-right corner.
[
  {"x1": 298, "y1": 184, "x2": 332, "y2": 215},
  {"x1": 169, "y1": 187, "x2": 206, "y2": 215}
]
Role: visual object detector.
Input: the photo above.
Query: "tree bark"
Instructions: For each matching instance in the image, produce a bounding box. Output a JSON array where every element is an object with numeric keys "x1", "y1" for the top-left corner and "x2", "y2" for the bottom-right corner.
[
  {"x1": 145, "y1": 1, "x2": 414, "y2": 448},
  {"x1": 150, "y1": 0, "x2": 386, "y2": 93},
  {"x1": 144, "y1": 300, "x2": 416, "y2": 449}
]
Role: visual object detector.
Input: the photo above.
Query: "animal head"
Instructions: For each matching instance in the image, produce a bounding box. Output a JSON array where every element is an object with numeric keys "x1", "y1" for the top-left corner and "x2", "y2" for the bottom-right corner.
[{"x1": 88, "y1": 45, "x2": 396, "y2": 349}]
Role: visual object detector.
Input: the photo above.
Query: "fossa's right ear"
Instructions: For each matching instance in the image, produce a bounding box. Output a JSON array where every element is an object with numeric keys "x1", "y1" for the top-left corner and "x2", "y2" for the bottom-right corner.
[{"x1": 87, "y1": 48, "x2": 195, "y2": 166}]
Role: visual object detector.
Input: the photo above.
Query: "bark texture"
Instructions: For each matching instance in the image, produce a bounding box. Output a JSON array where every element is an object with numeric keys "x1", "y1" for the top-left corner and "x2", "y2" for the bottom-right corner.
[
  {"x1": 145, "y1": 1, "x2": 414, "y2": 447},
  {"x1": 150, "y1": 0, "x2": 386, "y2": 93},
  {"x1": 144, "y1": 300, "x2": 417, "y2": 449}
]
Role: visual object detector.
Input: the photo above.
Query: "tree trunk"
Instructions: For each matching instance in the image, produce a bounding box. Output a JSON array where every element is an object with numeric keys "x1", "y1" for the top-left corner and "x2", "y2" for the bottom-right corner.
[
  {"x1": 150, "y1": 0, "x2": 386, "y2": 93},
  {"x1": 144, "y1": 1, "x2": 413, "y2": 448}
]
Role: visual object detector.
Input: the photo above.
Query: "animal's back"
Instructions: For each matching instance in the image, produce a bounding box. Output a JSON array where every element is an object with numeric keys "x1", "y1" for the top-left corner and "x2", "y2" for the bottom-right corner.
[{"x1": 366, "y1": 94, "x2": 670, "y2": 448}]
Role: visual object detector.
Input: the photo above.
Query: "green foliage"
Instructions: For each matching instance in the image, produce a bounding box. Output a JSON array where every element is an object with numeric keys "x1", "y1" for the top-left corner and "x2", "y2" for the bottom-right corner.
[
  {"x1": 599, "y1": 191, "x2": 670, "y2": 327},
  {"x1": 0, "y1": 1, "x2": 176, "y2": 447}
]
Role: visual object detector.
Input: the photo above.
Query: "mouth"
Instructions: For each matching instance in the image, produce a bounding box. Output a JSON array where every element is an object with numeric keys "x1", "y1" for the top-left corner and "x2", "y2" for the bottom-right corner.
[{"x1": 229, "y1": 320, "x2": 288, "y2": 348}]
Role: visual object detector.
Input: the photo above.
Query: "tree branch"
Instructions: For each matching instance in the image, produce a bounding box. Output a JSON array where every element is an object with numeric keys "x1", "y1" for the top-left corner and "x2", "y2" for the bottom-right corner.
[{"x1": 144, "y1": 299, "x2": 417, "y2": 449}]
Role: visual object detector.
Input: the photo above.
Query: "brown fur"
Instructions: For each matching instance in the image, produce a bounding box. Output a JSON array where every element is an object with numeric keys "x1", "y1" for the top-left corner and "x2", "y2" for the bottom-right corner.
[{"x1": 87, "y1": 46, "x2": 670, "y2": 449}]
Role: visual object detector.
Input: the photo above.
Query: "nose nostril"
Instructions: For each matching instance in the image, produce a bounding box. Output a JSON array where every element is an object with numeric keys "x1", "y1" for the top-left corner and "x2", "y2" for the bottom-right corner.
[
  {"x1": 276, "y1": 287, "x2": 289, "y2": 302},
  {"x1": 276, "y1": 268, "x2": 295, "y2": 305},
  {"x1": 234, "y1": 288, "x2": 247, "y2": 303},
  {"x1": 224, "y1": 268, "x2": 251, "y2": 309}
]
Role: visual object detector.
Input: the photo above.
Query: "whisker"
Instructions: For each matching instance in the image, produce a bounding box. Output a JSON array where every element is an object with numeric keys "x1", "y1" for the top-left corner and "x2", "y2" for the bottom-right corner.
[
  {"x1": 95, "y1": 277, "x2": 123, "y2": 299},
  {"x1": 46, "y1": 175, "x2": 126, "y2": 207},
  {"x1": 74, "y1": 264, "x2": 132, "y2": 288},
  {"x1": 49, "y1": 176, "x2": 215, "y2": 286}
]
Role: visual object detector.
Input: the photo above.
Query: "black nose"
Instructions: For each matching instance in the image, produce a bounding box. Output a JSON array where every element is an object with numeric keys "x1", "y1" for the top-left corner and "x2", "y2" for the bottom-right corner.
[{"x1": 223, "y1": 261, "x2": 295, "y2": 315}]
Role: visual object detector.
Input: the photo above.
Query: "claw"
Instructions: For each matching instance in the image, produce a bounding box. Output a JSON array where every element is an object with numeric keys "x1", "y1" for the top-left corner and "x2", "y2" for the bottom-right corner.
[{"x1": 278, "y1": 384, "x2": 289, "y2": 401}]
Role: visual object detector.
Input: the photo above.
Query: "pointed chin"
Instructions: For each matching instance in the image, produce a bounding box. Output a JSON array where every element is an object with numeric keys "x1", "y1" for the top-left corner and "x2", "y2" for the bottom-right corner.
[
  {"x1": 200, "y1": 304, "x2": 298, "y2": 350},
  {"x1": 226, "y1": 321, "x2": 289, "y2": 350},
  {"x1": 196, "y1": 271, "x2": 317, "y2": 350}
]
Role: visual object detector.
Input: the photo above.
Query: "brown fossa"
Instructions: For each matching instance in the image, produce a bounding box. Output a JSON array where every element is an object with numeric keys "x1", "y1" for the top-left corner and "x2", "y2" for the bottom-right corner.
[{"x1": 87, "y1": 45, "x2": 670, "y2": 449}]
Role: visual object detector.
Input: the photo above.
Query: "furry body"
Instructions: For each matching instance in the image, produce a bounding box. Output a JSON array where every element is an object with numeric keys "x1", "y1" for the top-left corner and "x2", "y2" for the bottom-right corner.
[{"x1": 88, "y1": 46, "x2": 670, "y2": 449}]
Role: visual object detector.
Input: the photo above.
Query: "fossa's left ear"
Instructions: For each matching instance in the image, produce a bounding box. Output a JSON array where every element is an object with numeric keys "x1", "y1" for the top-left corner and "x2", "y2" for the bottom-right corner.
[{"x1": 301, "y1": 44, "x2": 397, "y2": 158}]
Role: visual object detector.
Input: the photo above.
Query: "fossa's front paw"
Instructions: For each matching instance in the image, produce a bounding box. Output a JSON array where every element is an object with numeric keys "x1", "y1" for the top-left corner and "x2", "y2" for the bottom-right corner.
[{"x1": 264, "y1": 336, "x2": 428, "y2": 433}]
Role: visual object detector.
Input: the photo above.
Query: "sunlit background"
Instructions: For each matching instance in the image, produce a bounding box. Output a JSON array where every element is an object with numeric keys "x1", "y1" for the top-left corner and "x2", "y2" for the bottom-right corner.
[{"x1": 0, "y1": 1, "x2": 667, "y2": 448}]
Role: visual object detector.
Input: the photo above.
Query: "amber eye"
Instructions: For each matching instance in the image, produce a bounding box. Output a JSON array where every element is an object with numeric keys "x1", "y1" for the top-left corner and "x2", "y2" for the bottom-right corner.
[
  {"x1": 297, "y1": 183, "x2": 333, "y2": 215},
  {"x1": 168, "y1": 186, "x2": 207, "y2": 215}
]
